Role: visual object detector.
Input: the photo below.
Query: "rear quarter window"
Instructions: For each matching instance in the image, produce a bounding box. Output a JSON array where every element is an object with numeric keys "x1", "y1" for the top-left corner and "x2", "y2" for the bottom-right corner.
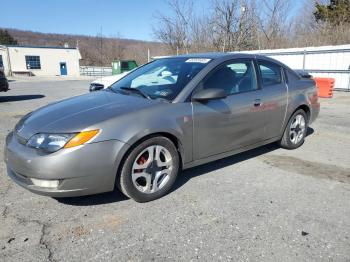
[{"x1": 258, "y1": 60, "x2": 282, "y2": 86}]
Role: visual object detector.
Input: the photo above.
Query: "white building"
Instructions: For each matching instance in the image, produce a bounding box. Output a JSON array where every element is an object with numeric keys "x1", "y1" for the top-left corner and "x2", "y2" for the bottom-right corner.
[
  {"x1": 236, "y1": 44, "x2": 350, "y2": 91},
  {"x1": 0, "y1": 45, "x2": 81, "y2": 77}
]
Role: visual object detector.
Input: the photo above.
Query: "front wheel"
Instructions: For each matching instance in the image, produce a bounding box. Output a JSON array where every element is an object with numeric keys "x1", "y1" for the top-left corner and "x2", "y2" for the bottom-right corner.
[
  {"x1": 118, "y1": 136, "x2": 180, "y2": 202},
  {"x1": 279, "y1": 109, "x2": 308, "y2": 150}
]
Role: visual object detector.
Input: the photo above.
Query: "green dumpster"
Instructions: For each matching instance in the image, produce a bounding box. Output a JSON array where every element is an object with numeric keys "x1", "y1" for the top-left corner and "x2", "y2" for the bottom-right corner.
[{"x1": 111, "y1": 60, "x2": 138, "y2": 75}]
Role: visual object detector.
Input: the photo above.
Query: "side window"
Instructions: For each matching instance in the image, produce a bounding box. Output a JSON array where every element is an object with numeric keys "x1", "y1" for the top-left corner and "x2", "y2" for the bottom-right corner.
[
  {"x1": 202, "y1": 60, "x2": 258, "y2": 95},
  {"x1": 258, "y1": 61, "x2": 282, "y2": 86}
]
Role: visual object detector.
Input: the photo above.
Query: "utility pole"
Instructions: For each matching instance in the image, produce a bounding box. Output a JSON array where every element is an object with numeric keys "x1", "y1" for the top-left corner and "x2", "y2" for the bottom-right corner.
[
  {"x1": 100, "y1": 26, "x2": 103, "y2": 78},
  {"x1": 6, "y1": 46, "x2": 12, "y2": 76}
]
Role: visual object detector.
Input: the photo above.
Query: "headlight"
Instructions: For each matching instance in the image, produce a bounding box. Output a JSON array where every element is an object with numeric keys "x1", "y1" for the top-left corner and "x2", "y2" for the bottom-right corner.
[
  {"x1": 27, "y1": 130, "x2": 99, "y2": 153},
  {"x1": 27, "y1": 133, "x2": 75, "y2": 153}
]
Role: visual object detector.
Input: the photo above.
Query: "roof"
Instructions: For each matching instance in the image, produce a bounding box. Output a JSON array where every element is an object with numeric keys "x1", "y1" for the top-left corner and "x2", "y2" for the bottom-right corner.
[
  {"x1": 5, "y1": 45, "x2": 79, "y2": 50},
  {"x1": 164, "y1": 52, "x2": 257, "y2": 59}
]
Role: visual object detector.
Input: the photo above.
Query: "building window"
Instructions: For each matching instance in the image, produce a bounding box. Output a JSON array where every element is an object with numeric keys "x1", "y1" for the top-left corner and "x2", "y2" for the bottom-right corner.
[
  {"x1": 25, "y1": 56, "x2": 41, "y2": 69},
  {"x1": 0, "y1": 55, "x2": 3, "y2": 68}
]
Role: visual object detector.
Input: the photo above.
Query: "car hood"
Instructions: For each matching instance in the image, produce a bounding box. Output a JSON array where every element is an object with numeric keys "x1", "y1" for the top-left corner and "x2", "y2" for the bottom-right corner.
[{"x1": 16, "y1": 90, "x2": 161, "y2": 139}]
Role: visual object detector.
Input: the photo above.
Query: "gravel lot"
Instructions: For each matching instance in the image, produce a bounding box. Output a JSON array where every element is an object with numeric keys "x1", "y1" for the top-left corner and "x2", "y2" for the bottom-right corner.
[{"x1": 1, "y1": 79, "x2": 349, "y2": 262}]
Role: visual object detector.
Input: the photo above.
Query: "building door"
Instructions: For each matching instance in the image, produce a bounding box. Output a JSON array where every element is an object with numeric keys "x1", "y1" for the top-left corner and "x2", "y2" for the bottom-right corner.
[{"x1": 60, "y1": 62, "x2": 67, "y2": 75}]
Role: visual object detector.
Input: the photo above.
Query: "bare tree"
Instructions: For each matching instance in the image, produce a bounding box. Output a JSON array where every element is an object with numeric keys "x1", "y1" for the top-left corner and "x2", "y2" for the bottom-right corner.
[
  {"x1": 153, "y1": 0, "x2": 193, "y2": 54},
  {"x1": 188, "y1": 16, "x2": 214, "y2": 52},
  {"x1": 110, "y1": 33, "x2": 126, "y2": 60},
  {"x1": 210, "y1": 0, "x2": 241, "y2": 51},
  {"x1": 256, "y1": 0, "x2": 292, "y2": 49},
  {"x1": 153, "y1": 0, "x2": 262, "y2": 53}
]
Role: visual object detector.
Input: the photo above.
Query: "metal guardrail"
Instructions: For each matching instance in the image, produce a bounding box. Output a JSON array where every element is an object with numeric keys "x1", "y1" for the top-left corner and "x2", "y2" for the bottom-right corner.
[
  {"x1": 253, "y1": 48, "x2": 350, "y2": 56},
  {"x1": 305, "y1": 69, "x2": 350, "y2": 74},
  {"x1": 80, "y1": 66, "x2": 112, "y2": 77},
  {"x1": 249, "y1": 48, "x2": 350, "y2": 91}
]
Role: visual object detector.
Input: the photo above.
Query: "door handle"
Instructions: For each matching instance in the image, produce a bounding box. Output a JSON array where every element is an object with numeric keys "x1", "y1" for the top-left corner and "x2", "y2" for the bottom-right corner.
[{"x1": 254, "y1": 99, "x2": 262, "y2": 107}]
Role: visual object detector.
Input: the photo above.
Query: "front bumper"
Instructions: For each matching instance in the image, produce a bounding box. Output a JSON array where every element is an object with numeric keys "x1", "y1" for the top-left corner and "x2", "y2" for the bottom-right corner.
[{"x1": 4, "y1": 132, "x2": 129, "y2": 197}]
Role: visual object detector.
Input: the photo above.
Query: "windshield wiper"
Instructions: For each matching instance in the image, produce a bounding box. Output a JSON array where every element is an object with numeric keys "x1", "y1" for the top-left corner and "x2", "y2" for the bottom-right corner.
[{"x1": 119, "y1": 87, "x2": 151, "y2": 99}]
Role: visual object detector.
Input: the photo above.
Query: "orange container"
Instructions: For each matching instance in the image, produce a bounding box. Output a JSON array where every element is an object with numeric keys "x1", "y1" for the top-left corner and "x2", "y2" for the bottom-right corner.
[{"x1": 313, "y1": 77, "x2": 335, "y2": 98}]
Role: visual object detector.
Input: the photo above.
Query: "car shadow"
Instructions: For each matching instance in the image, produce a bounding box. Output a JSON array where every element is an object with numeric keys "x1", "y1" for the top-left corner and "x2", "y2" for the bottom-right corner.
[
  {"x1": 57, "y1": 127, "x2": 315, "y2": 206},
  {"x1": 55, "y1": 189, "x2": 129, "y2": 206},
  {"x1": 0, "y1": 94, "x2": 45, "y2": 102},
  {"x1": 171, "y1": 142, "x2": 280, "y2": 193},
  {"x1": 306, "y1": 126, "x2": 314, "y2": 136}
]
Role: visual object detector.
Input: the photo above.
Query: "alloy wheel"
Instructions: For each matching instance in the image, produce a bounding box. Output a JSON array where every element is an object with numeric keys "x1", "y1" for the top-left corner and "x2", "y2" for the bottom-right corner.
[
  {"x1": 131, "y1": 145, "x2": 173, "y2": 194},
  {"x1": 289, "y1": 114, "x2": 306, "y2": 144}
]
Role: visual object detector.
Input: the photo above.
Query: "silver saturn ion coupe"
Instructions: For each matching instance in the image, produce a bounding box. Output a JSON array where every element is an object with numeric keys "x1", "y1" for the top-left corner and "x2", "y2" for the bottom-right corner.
[{"x1": 5, "y1": 53, "x2": 320, "y2": 202}]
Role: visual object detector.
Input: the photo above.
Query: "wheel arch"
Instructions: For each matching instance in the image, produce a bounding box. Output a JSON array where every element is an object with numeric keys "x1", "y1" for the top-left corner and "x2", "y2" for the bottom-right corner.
[
  {"x1": 133, "y1": 132, "x2": 184, "y2": 168},
  {"x1": 281, "y1": 103, "x2": 311, "y2": 139},
  {"x1": 293, "y1": 104, "x2": 311, "y2": 122},
  {"x1": 115, "y1": 131, "x2": 184, "y2": 185}
]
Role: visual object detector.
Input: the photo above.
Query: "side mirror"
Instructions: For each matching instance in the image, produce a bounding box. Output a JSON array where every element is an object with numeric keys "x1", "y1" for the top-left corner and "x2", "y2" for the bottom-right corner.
[
  {"x1": 89, "y1": 83, "x2": 104, "y2": 92},
  {"x1": 192, "y1": 88, "x2": 227, "y2": 101}
]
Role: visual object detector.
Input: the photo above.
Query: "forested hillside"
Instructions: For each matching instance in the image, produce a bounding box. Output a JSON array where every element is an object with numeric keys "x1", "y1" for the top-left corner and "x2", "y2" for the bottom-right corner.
[{"x1": 2, "y1": 28, "x2": 169, "y2": 66}]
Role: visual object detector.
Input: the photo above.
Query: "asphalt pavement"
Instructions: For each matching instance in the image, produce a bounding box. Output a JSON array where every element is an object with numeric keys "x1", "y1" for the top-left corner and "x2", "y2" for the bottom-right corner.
[{"x1": 0, "y1": 79, "x2": 349, "y2": 262}]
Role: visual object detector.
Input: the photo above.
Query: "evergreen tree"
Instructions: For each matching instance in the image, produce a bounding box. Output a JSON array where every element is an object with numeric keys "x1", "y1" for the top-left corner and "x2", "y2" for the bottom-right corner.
[
  {"x1": 314, "y1": 0, "x2": 350, "y2": 25},
  {"x1": 0, "y1": 29, "x2": 18, "y2": 45}
]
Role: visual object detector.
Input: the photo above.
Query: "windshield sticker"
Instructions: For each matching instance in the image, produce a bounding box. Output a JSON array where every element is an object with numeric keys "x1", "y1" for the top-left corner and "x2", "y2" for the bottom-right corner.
[{"x1": 185, "y1": 58, "x2": 211, "y2": 63}]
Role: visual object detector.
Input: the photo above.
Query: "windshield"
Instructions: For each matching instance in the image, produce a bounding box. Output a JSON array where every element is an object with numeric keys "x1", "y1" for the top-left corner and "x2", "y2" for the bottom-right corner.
[{"x1": 110, "y1": 58, "x2": 210, "y2": 101}]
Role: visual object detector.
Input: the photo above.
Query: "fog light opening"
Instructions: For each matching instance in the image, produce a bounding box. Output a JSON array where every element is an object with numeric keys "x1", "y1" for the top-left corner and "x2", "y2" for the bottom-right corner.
[{"x1": 30, "y1": 178, "x2": 59, "y2": 188}]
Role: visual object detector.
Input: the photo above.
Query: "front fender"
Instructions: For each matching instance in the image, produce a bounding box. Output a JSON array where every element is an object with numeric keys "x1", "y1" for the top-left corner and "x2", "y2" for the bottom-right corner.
[{"x1": 95, "y1": 102, "x2": 193, "y2": 164}]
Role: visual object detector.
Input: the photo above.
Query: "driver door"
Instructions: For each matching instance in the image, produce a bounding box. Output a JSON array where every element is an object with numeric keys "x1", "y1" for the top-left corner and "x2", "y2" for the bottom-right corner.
[{"x1": 192, "y1": 59, "x2": 266, "y2": 160}]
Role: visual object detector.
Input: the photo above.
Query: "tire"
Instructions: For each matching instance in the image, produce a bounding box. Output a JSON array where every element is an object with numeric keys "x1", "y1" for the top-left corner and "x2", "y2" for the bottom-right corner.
[
  {"x1": 118, "y1": 136, "x2": 180, "y2": 202},
  {"x1": 279, "y1": 109, "x2": 308, "y2": 150}
]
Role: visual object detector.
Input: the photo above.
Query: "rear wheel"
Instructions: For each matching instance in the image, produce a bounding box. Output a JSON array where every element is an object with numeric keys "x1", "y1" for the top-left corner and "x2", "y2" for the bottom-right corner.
[
  {"x1": 118, "y1": 136, "x2": 179, "y2": 202},
  {"x1": 279, "y1": 109, "x2": 308, "y2": 149}
]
